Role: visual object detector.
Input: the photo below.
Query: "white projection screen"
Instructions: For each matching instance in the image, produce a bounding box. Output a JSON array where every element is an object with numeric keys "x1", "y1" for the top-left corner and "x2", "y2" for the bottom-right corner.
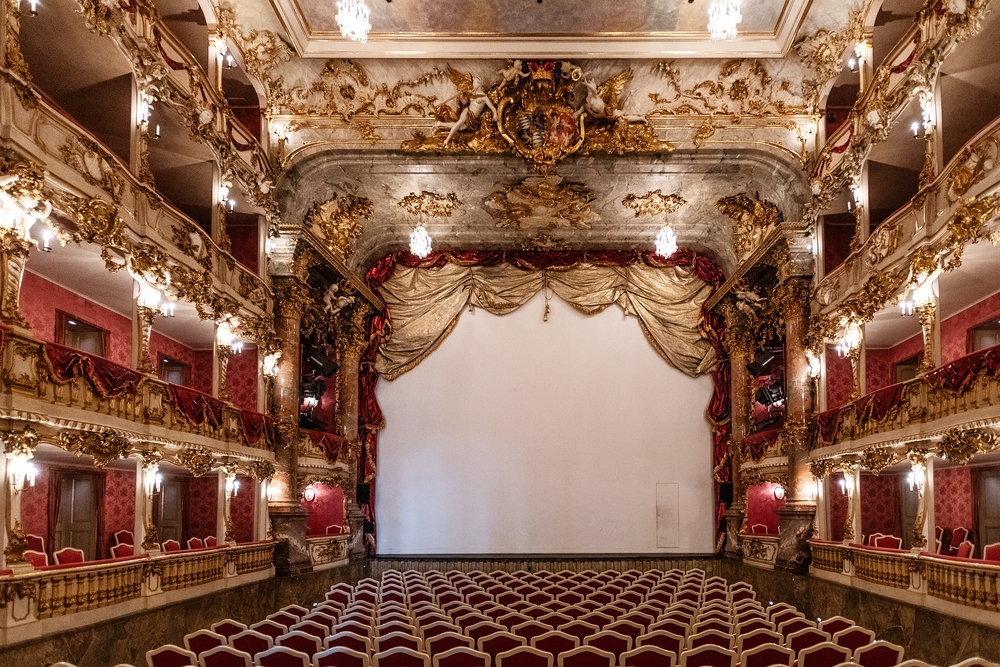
[{"x1": 376, "y1": 292, "x2": 715, "y2": 554}]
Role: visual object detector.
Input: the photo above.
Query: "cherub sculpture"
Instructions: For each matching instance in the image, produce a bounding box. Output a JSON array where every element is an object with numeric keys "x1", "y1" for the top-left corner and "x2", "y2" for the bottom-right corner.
[
  {"x1": 577, "y1": 69, "x2": 645, "y2": 122},
  {"x1": 434, "y1": 66, "x2": 498, "y2": 146}
]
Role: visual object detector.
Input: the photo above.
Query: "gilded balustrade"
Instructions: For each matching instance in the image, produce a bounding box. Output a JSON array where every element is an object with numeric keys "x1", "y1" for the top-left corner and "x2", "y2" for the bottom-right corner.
[
  {"x1": 810, "y1": 539, "x2": 847, "y2": 574},
  {"x1": 34, "y1": 558, "x2": 146, "y2": 619},
  {"x1": 851, "y1": 547, "x2": 914, "y2": 590},
  {"x1": 234, "y1": 541, "x2": 277, "y2": 575},
  {"x1": 924, "y1": 555, "x2": 1000, "y2": 612},
  {"x1": 158, "y1": 549, "x2": 226, "y2": 592}
]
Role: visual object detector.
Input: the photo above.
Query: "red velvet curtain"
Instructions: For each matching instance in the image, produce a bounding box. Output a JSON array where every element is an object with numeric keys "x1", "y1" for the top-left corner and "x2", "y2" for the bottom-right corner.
[
  {"x1": 361, "y1": 249, "x2": 728, "y2": 554},
  {"x1": 306, "y1": 429, "x2": 346, "y2": 463},
  {"x1": 240, "y1": 410, "x2": 275, "y2": 448},
  {"x1": 45, "y1": 343, "x2": 144, "y2": 397},
  {"x1": 168, "y1": 384, "x2": 225, "y2": 428}
]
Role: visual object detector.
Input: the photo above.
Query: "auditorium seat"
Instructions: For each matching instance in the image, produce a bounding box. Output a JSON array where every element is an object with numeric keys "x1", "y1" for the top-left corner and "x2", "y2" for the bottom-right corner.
[
  {"x1": 556, "y1": 646, "x2": 613, "y2": 667},
  {"x1": 621, "y1": 646, "x2": 677, "y2": 667},
  {"x1": 480, "y1": 631, "x2": 527, "y2": 659},
  {"x1": 497, "y1": 646, "x2": 555, "y2": 667},
  {"x1": 146, "y1": 644, "x2": 198, "y2": 667},
  {"x1": 833, "y1": 628, "x2": 875, "y2": 654},
  {"x1": 251, "y1": 620, "x2": 288, "y2": 641},
  {"x1": 637, "y1": 630, "x2": 684, "y2": 656},
  {"x1": 290, "y1": 619, "x2": 328, "y2": 640},
  {"x1": 228, "y1": 629, "x2": 272, "y2": 659},
  {"x1": 584, "y1": 630, "x2": 632, "y2": 657},
  {"x1": 799, "y1": 643, "x2": 852, "y2": 667},
  {"x1": 374, "y1": 647, "x2": 433, "y2": 667},
  {"x1": 789, "y1": 628, "x2": 832, "y2": 657},
  {"x1": 255, "y1": 646, "x2": 311, "y2": 667},
  {"x1": 434, "y1": 647, "x2": 492, "y2": 667},
  {"x1": 679, "y1": 645, "x2": 737, "y2": 667},
  {"x1": 854, "y1": 641, "x2": 905, "y2": 667},
  {"x1": 736, "y1": 629, "x2": 782, "y2": 655},
  {"x1": 184, "y1": 630, "x2": 226, "y2": 658},
  {"x1": 741, "y1": 643, "x2": 794, "y2": 667},
  {"x1": 376, "y1": 632, "x2": 424, "y2": 653},
  {"x1": 198, "y1": 645, "x2": 251, "y2": 667},
  {"x1": 819, "y1": 618, "x2": 854, "y2": 636},
  {"x1": 531, "y1": 631, "x2": 579, "y2": 659},
  {"x1": 315, "y1": 647, "x2": 371, "y2": 667},
  {"x1": 513, "y1": 621, "x2": 553, "y2": 642},
  {"x1": 277, "y1": 630, "x2": 321, "y2": 656}
]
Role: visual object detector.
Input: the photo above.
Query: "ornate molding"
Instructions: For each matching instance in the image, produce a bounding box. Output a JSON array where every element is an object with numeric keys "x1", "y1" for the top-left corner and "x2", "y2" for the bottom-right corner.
[
  {"x1": 177, "y1": 446, "x2": 217, "y2": 477},
  {"x1": 809, "y1": 458, "x2": 838, "y2": 480},
  {"x1": 486, "y1": 176, "x2": 598, "y2": 230},
  {"x1": 4, "y1": 425, "x2": 39, "y2": 458},
  {"x1": 398, "y1": 191, "x2": 462, "y2": 218},
  {"x1": 860, "y1": 446, "x2": 900, "y2": 475},
  {"x1": 246, "y1": 459, "x2": 276, "y2": 481},
  {"x1": 717, "y1": 193, "x2": 783, "y2": 261},
  {"x1": 304, "y1": 194, "x2": 374, "y2": 258},
  {"x1": 57, "y1": 430, "x2": 131, "y2": 469},
  {"x1": 938, "y1": 428, "x2": 999, "y2": 466},
  {"x1": 621, "y1": 190, "x2": 686, "y2": 217}
]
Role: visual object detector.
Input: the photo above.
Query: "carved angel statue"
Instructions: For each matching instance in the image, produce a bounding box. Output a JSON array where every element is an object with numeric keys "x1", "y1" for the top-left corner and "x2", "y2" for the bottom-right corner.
[
  {"x1": 576, "y1": 69, "x2": 645, "y2": 122},
  {"x1": 734, "y1": 289, "x2": 765, "y2": 318},
  {"x1": 323, "y1": 283, "x2": 355, "y2": 316},
  {"x1": 496, "y1": 60, "x2": 526, "y2": 86},
  {"x1": 434, "y1": 67, "x2": 498, "y2": 146}
]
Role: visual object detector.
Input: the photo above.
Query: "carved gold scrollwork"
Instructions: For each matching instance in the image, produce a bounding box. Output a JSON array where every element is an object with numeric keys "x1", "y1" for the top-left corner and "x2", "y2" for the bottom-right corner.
[
  {"x1": 860, "y1": 446, "x2": 901, "y2": 475},
  {"x1": 177, "y1": 446, "x2": 217, "y2": 477},
  {"x1": 809, "y1": 458, "x2": 838, "y2": 480},
  {"x1": 57, "y1": 430, "x2": 131, "y2": 468},
  {"x1": 246, "y1": 460, "x2": 276, "y2": 481},
  {"x1": 0, "y1": 578, "x2": 35, "y2": 607},
  {"x1": 487, "y1": 176, "x2": 597, "y2": 230},
  {"x1": 621, "y1": 190, "x2": 686, "y2": 218},
  {"x1": 938, "y1": 428, "x2": 1000, "y2": 465},
  {"x1": 717, "y1": 193, "x2": 783, "y2": 260},
  {"x1": 304, "y1": 194, "x2": 374, "y2": 258},
  {"x1": 398, "y1": 191, "x2": 462, "y2": 219}
]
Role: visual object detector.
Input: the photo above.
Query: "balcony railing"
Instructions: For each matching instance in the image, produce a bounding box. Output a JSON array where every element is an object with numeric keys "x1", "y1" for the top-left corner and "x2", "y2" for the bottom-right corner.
[
  {"x1": 307, "y1": 534, "x2": 350, "y2": 571},
  {"x1": 0, "y1": 542, "x2": 275, "y2": 642},
  {"x1": 809, "y1": 539, "x2": 1000, "y2": 626}
]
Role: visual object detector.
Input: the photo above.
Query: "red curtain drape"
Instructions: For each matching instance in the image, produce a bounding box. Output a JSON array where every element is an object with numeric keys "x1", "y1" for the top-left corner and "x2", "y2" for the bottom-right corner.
[
  {"x1": 46, "y1": 467, "x2": 65, "y2": 562},
  {"x1": 361, "y1": 248, "x2": 728, "y2": 554},
  {"x1": 239, "y1": 410, "x2": 274, "y2": 448},
  {"x1": 168, "y1": 384, "x2": 225, "y2": 428},
  {"x1": 45, "y1": 343, "x2": 144, "y2": 397},
  {"x1": 306, "y1": 429, "x2": 346, "y2": 463}
]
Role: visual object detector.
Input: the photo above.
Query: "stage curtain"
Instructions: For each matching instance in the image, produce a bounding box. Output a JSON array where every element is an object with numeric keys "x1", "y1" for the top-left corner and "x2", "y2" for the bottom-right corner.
[{"x1": 375, "y1": 261, "x2": 715, "y2": 380}]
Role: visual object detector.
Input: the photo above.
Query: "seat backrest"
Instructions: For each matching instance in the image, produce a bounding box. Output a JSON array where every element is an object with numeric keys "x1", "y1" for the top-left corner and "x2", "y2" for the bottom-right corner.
[
  {"x1": 606, "y1": 620, "x2": 644, "y2": 641},
  {"x1": 434, "y1": 647, "x2": 491, "y2": 667},
  {"x1": 277, "y1": 631, "x2": 321, "y2": 656},
  {"x1": 376, "y1": 632, "x2": 423, "y2": 653},
  {"x1": 873, "y1": 535, "x2": 902, "y2": 549},
  {"x1": 162, "y1": 540, "x2": 181, "y2": 552},
  {"x1": 983, "y1": 543, "x2": 1000, "y2": 561},
  {"x1": 374, "y1": 647, "x2": 432, "y2": 667},
  {"x1": 283, "y1": 604, "x2": 310, "y2": 618},
  {"x1": 113, "y1": 530, "x2": 133, "y2": 546},
  {"x1": 740, "y1": 644, "x2": 793, "y2": 667},
  {"x1": 256, "y1": 646, "x2": 311, "y2": 667},
  {"x1": 789, "y1": 628, "x2": 832, "y2": 657},
  {"x1": 692, "y1": 620, "x2": 729, "y2": 636},
  {"x1": 557, "y1": 621, "x2": 600, "y2": 643},
  {"x1": 428, "y1": 632, "x2": 475, "y2": 657},
  {"x1": 198, "y1": 645, "x2": 251, "y2": 667},
  {"x1": 497, "y1": 646, "x2": 555, "y2": 667},
  {"x1": 512, "y1": 621, "x2": 552, "y2": 642},
  {"x1": 229, "y1": 629, "x2": 272, "y2": 658},
  {"x1": 636, "y1": 630, "x2": 684, "y2": 656},
  {"x1": 799, "y1": 642, "x2": 852, "y2": 667},
  {"x1": 205, "y1": 536, "x2": 217, "y2": 548},
  {"x1": 146, "y1": 644, "x2": 198, "y2": 667},
  {"x1": 818, "y1": 618, "x2": 853, "y2": 636},
  {"x1": 949, "y1": 659, "x2": 1000, "y2": 667},
  {"x1": 188, "y1": 537, "x2": 204, "y2": 549},
  {"x1": 650, "y1": 619, "x2": 688, "y2": 638},
  {"x1": 688, "y1": 630, "x2": 731, "y2": 651},
  {"x1": 766, "y1": 604, "x2": 796, "y2": 620},
  {"x1": 951, "y1": 527, "x2": 970, "y2": 549},
  {"x1": 469, "y1": 622, "x2": 508, "y2": 642},
  {"x1": 480, "y1": 632, "x2": 527, "y2": 658},
  {"x1": 621, "y1": 646, "x2": 676, "y2": 667},
  {"x1": 833, "y1": 628, "x2": 875, "y2": 653},
  {"x1": 325, "y1": 632, "x2": 372, "y2": 654},
  {"x1": 556, "y1": 646, "x2": 614, "y2": 667},
  {"x1": 212, "y1": 620, "x2": 248, "y2": 639},
  {"x1": 337, "y1": 620, "x2": 374, "y2": 637},
  {"x1": 957, "y1": 541, "x2": 975, "y2": 559},
  {"x1": 853, "y1": 641, "x2": 904, "y2": 667},
  {"x1": 185, "y1": 630, "x2": 226, "y2": 657},
  {"x1": 779, "y1": 618, "x2": 816, "y2": 639},
  {"x1": 736, "y1": 630, "x2": 782, "y2": 655},
  {"x1": 290, "y1": 619, "x2": 329, "y2": 640},
  {"x1": 315, "y1": 647, "x2": 371, "y2": 667},
  {"x1": 54, "y1": 547, "x2": 86, "y2": 565},
  {"x1": 584, "y1": 630, "x2": 632, "y2": 657},
  {"x1": 678, "y1": 645, "x2": 737, "y2": 667},
  {"x1": 23, "y1": 549, "x2": 48, "y2": 567},
  {"x1": 531, "y1": 631, "x2": 579, "y2": 659}
]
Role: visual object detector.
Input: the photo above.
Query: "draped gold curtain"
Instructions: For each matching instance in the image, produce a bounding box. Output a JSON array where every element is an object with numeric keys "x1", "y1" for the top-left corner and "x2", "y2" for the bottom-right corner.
[{"x1": 375, "y1": 262, "x2": 716, "y2": 380}]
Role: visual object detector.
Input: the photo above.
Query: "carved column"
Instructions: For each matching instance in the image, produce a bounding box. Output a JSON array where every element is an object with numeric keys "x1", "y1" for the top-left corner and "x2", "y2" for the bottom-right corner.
[
  {"x1": 269, "y1": 277, "x2": 312, "y2": 575},
  {"x1": 841, "y1": 460, "x2": 862, "y2": 544},
  {"x1": 135, "y1": 449, "x2": 162, "y2": 555},
  {"x1": 134, "y1": 304, "x2": 157, "y2": 373},
  {"x1": 216, "y1": 343, "x2": 232, "y2": 401},
  {"x1": 907, "y1": 448, "x2": 933, "y2": 551},
  {"x1": 775, "y1": 278, "x2": 817, "y2": 573},
  {"x1": 0, "y1": 231, "x2": 31, "y2": 329},
  {"x1": 917, "y1": 297, "x2": 941, "y2": 374},
  {"x1": 337, "y1": 302, "x2": 370, "y2": 559},
  {"x1": 722, "y1": 303, "x2": 754, "y2": 559},
  {"x1": 2, "y1": 426, "x2": 37, "y2": 572}
]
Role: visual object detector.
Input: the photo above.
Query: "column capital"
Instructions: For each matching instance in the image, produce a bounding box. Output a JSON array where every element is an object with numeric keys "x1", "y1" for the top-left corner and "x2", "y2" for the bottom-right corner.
[
  {"x1": 272, "y1": 276, "x2": 313, "y2": 320},
  {"x1": 773, "y1": 277, "x2": 813, "y2": 322}
]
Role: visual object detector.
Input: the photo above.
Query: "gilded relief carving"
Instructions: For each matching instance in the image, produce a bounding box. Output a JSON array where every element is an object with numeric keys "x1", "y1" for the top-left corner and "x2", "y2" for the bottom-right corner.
[
  {"x1": 177, "y1": 446, "x2": 217, "y2": 477},
  {"x1": 860, "y1": 446, "x2": 900, "y2": 475},
  {"x1": 938, "y1": 428, "x2": 999, "y2": 465},
  {"x1": 57, "y1": 430, "x2": 131, "y2": 469},
  {"x1": 621, "y1": 190, "x2": 686, "y2": 217},
  {"x1": 486, "y1": 176, "x2": 598, "y2": 230},
  {"x1": 947, "y1": 136, "x2": 998, "y2": 202},
  {"x1": 398, "y1": 191, "x2": 461, "y2": 218},
  {"x1": 59, "y1": 136, "x2": 126, "y2": 203},
  {"x1": 716, "y1": 193, "x2": 783, "y2": 260},
  {"x1": 304, "y1": 194, "x2": 374, "y2": 258}
]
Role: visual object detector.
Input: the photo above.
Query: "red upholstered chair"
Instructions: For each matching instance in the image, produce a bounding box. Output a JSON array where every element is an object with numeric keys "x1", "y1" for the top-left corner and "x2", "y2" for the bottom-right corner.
[
  {"x1": 470, "y1": 622, "x2": 508, "y2": 642},
  {"x1": 292, "y1": 619, "x2": 330, "y2": 641},
  {"x1": 111, "y1": 530, "x2": 133, "y2": 546},
  {"x1": 376, "y1": 632, "x2": 424, "y2": 653},
  {"x1": 766, "y1": 604, "x2": 796, "y2": 620},
  {"x1": 162, "y1": 540, "x2": 181, "y2": 552},
  {"x1": 325, "y1": 631, "x2": 373, "y2": 654},
  {"x1": 212, "y1": 620, "x2": 248, "y2": 639},
  {"x1": 497, "y1": 646, "x2": 554, "y2": 667},
  {"x1": 459, "y1": 614, "x2": 494, "y2": 632},
  {"x1": 637, "y1": 630, "x2": 684, "y2": 657},
  {"x1": 957, "y1": 541, "x2": 975, "y2": 559},
  {"x1": 284, "y1": 604, "x2": 310, "y2": 618},
  {"x1": 316, "y1": 647, "x2": 370, "y2": 667},
  {"x1": 513, "y1": 621, "x2": 552, "y2": 642},
  {"x1": 328, "y1": 589, "x2": 353, "y2": 606},
  {"x1": 427, "y1": 633, "x2": 474, "y2": 658},
  {"x1": 205, "y1": 536, "x2": 217, "y2": 548},
  {"x1": 434, "y1": 647, "x2": 491, "y2": 667},
  {"x1": 691, "y1": 621, "x2": 729, "y2": 636},
  {"x1": 380, "y1": 621, "x2": 418, "y2": 637},
  {"x1": 606, "y1": 620, "x2": 644, "y2": 642},
  {"x1": 374, "y1": 647, "x2": 432, "y2": 667},
  {"x1": 678, "y1": 645, "x2": 737, "y2": 667},
  {"x1": 54, "y1": 547, "x2": 86, "y2": 565},
  {"x1": 740, "y1": 644, "x2": 794, "y2": 667},
  {"x1": 949, "y1": 659, "x2": 1000, "y2": 667},
  {"x1": 798, "y1": 643, "x2": 851, "y2": 667},
  {"x1": 621, "y1": 611, "x2": 654, "y2": 630},
  {"x1": 736, "y1": 630, "x2": 782, "y2": 656},
  {"x1": 23, "y1": 550, "x2": 48, "y2": 567},
  {"x1": 730, "y1": 589, "x2": 755, "y2": 604},
  {"x1": 579, "y1": 613, "x2": 613, "y2": 631},
  {"x1": 833, "y1": 627, "x2": 875, "y2": 653},
  {"x1": 228, "y1": 629, "x2": 272, "y2": 659},
  {"x1": 480, "y1": 632, "x2": 527, "y2": 660},
  {"x1": 255, "y1": 646, "x2": 311, "y2": 667},
  {"x1": 621, "y1": 646, "x2": 676, "y2": 667},
  {"x1": 789, "y1": 628, "x2": 832, "y2": 657},
  {"x1": 866, "y1": 534, "x2": 884, "y2": 547},
  {"x1": 778, "y1": 618, "x2": 816, "y2": 640},
  {"x1": 25, "y1": 533, "x2": 45, "y2": 552},
  {"x1": 277, "y1": 630, "x2": 321, "y2": 656},
  {"x1": 873, "y1": 535, "x2": 903, "y2": 549},
  {"x1": 984, "y1": 543, "x2": 1000, "y2": 561},
  {"x1": 184, "y1": 630, "x2": 226, "y2": 658},
  {"x1": 736, "y1": 619, "x2": 774, "y2": 636},
  {"x1": 557, "y1": 646, "x2": 614, "y2": 667},
  {"x1": 539, "y1": 613, "x2": 573, "y2": 629},
  {"x1": 337, "y1": 620, "x2": 375, "y2": 638},
  {"x1": 198, "y1": 645, "x2": 252, "y2": 667},
  {"x1": 853, "y1": 641, "x2": 904, "y2": 667},
  {"x1": 111, "y1": 543, "x2": 134, "y2": 558},
  {"x1": 305, "y1": 612, "x2": 338, "y2": 631},
  {"x1": 584, "y1": 630, "x2": 632, "y2": 658},
  {"x1": 187, "y1": 537, "x2": 204, "y2": 549},
  {"x1": 650, "y1": 619, "x2": 688, "y2": 639},
  {"x1": 467, "y1": 592, "x2": 494, "y2": 607},
  {"x1": 818, "y1": 617, "x2": 853, "y2": 636},
  {"x1": 423, "y1": 622, "x2": 463, "y2": 641},
  {"x1": 146, "y1": 644, "x2": 198, "y2": 667},
  {"x1": 251, "y1": 620, "x2": 288, "y2": 641},
  {"x1": 949, "y1": 527, "x2": 970, "y2": 555},
  {"x1": 557, "y1": 622, "x2": 600, "y2": 644},
  {"x1": 770, "y1": 610, "x2": 802, "y2": 629},
  {"x1": 531, "y1": 631, "x2": 579, "y2": 660}
]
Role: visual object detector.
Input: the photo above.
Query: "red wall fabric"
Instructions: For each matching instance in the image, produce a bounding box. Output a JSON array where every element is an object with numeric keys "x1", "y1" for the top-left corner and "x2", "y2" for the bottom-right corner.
[
  {"x1": 826, "y1": 346, "x2": 854, "y2": 409},
  {"x1": 745, "y1": 483, "x2": 785, "y2": 534},
  {"x1": 935, "y1": 466, "x2": 974, "y2": 531},
  {"x1": 20, "y1": 463, "x2": 49, "y2": 547},
  {"x1": 228, "y1": 222, "x2": 259, "y2": 274},
  {"x1": 149, "y1": 332, "x2": 213, "y2": 392},
  {"x1": 865, "y1": 334, "x2": 923, "y2": 393},
  {"x1": 941, "y1": 290, "x2": 1000, "y2": 364},
  {"x1": 829, "y1": 472, "x2": 849, "y2": 542},
  {"x1": 22, "y1": 271, "x2": 132, "y2": 367},
  {"x1": 102, "y1": 468, "x2": 135, "y2": 552},
  {"x1": 860, "y1": 472, "x2": 902, "y2": 540},
  {"x1": 192, "y1": 350, "x2": 214, "y2": 395},
  {"x1": 302, "y1": 483, "x2": 345, "y2": 536},
  {"x1": 230, "y1": 474, "x2": 255, "y2": 543},
  {"x1": 227, "y1": 347, "x2": 258, "y2": 412},
  {"x1": 187, "y1": 475, "x2": 219, "y2": 540}
]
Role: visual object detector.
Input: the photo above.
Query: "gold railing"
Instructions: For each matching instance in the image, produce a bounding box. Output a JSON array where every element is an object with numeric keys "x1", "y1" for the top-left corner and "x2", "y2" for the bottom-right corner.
[
  {"x1": 234, "y1": 541, "x2": 277, "y2": 575},
  {"x1": 158, "y1": 549, "x2": 227, "y2": 592},
  {"x1": 810, "y1": 540, "x2": 847, "y2": 574},
  {"x1": 34, "y1": 558, "x2": 146, "y2": 620},
  {"x1": 852, "y1": 546, "x2": 913, "y2": 590},
  {"x1": 924, "y1": 554, "x2": 1000, "y2": 612}
]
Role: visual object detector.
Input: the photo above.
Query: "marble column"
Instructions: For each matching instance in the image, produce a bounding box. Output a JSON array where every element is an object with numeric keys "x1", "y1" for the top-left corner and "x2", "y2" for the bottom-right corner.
[
  {"x1": 722, "y1": 305, "x2": 753, "y2": 559},
  {"x1": 776, "y1": 278, "x2": 817, "y2": 574},
  {"x1": 269, "y1": 277, "x2": 312, "y2": 576},
  {"x1": 337, "y1": 303, "x2": 368, "y2": 559}
]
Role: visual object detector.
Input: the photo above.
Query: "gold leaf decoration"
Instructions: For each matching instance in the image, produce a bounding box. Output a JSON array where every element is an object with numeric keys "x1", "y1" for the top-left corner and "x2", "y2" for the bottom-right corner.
[
  {"x1": 860, "y1": 446, "x2": 900, "y2": 475},
  {"x1": 717, "y1": 193, "x2": 784, "y2": 260},
  {"x1": 177, "y1": 446, "x2": 217, "y2": 477},
  {"x1": 938, "y1": 428, "x2": 999, "y2": 466},
  {"x1": 304, "y1": 194, "x2": 374, "y2": 258},
  {"x1": 398, "y1": 191, "x2": 462, "y2": 218},
  {"x1": 621, "y1": 190, "x2": 686, "y2": 217},
  {"x1": 57, "y1": 430, "x2": 130, "y2": 469}
]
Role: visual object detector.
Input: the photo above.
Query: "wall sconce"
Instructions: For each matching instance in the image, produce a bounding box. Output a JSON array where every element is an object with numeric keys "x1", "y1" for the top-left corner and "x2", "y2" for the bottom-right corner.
[
  {"x1": 226, "y1": 474, "x2": 240, "y2": 498},
  {"x1": 838, "y1": 477, "x2": 848, "y2": 496},
  {"x1": 136, "y1": 93, "x2": 153, "y2": 129},
  {"x1": 262, "y1": 351, "x2": 281, "y2": 378},
  {"x1": 773, "y1": 485, "x2": 786, "y2": 501},
  {"x1": 216, "y1": 318, "x2": 243, "y2": 353},
  {"x1": 835, "y1": 322, "x2": 862, "y2": 358},
  {"x1": 805, "y1": 350, "x2": 822, "y2": 379},
  {"x1": 303, "y1": 485, "x2": 316, "y2": 502},
  {"x1": 27, "y1": 0, "x2": 38, "y2": 16},
  {"x1": 40, "y1": 228, "x2": 52, "y2": 252},
  {"x1": 911, "y1": 122, "x2": 921, "y2": 139},
  {"x1": 265, "y1": 480, "x2": 277, "y2": 501},
  {"x1": 848, "y1": 57, "x2": 858, "y2": 73},
  {"x1": 900, "y1": 268, "x2": 940, "y2": 317}
]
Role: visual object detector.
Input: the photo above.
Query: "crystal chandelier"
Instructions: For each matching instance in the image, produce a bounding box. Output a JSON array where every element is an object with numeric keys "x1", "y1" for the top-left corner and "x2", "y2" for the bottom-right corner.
[
  {"x1": 410, "y1": 224, "x2": 432, "y2": 258},
  {"x1": 655, "y1": 224, "x2": 677, "y2": 258},
  {"x1": 708, "y1": 0, "x2": 742, "y2": 41},
  {"x1": 336, "y1": 0, "x2": 372, "y2": 43}
]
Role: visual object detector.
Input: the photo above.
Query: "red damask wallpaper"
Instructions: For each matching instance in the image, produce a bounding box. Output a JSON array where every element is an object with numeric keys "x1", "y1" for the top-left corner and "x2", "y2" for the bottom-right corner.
[
  {"x1": 192, "y1": 350, "x2": 214, "y2": 396},
  {"x1": 941, "y1": 290, "x2": 1000, "y2": 364},
  {"x1": 188, "y1": 475, "x2": 219, "y2": 541},
  {"x1": 102, "y1": 468, "x2": 136, "y2": 552},
  {"x1": 865, "y1": 334, "x2": 923, "y2": 393},
  {"x1": 826, "y1": 346, "x2": 854, "y2": 409},
  {"x1": 230, "y1": 474, "x2": 255, "y2": 543},
  {"x1": 935, "y1": 465, "x2": 974, "y2": 531},
  {"x1": 22, "y1": 271, "x2": 132, "y2": 367},
  {"x1": 860, "y1": 472, "x2": 902, "y2": 540},
  {"x1": 829, "y1": 472, "x2": 849, "y2": 541},
  {"x1": 302, "y1": 483, "x2": 345, "y2": 536},
  {"x1": 149, "y1": 332, "x2": 214, "y2": 392},
  {"x1": 745, "y1": 483, "x2": 785, "y2": 534},
  {"x1": 20, "y1": 464, "x2": 49, "y2": 546},
  {"x1": 228, "y1": 222, "x2": 259, "y2": 274},
  {"x1": 227, "y1": 347, "x2": 258, "y2": 412}
]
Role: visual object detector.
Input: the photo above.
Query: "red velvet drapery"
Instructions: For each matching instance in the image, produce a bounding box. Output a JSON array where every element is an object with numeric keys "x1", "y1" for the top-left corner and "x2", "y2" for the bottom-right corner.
[
  {"x1": 45, "y1": 343, "x2": 144, "y2": 397},
  {"x1": 168, "y1": 384, "x2": 225, "y2": 428},
  {"x1": 239, "y1": 410, "x2": 275, "y2": 448},
  {"x1": 361, "y1": 249, "x2": 728, "y2": 554}
]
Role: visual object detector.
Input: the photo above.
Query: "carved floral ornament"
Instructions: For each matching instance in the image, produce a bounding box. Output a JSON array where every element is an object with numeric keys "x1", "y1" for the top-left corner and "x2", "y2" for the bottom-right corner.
[
  {"x1": 487, "y1": 177, "x2": 598, "y2": 230},
  {"x1": 860, "y1": 446, "x2": 901, "y2": 476},
  {"x1": 398, "y1": 191, "x2": 462, "y2": 219},
  {"x1": 56, "y1": 430, "x2": 131, "y2": 469},
  {"x1": 621, "y1": 190, "x2": 686, "y2": 218},
  {"x1": 176, "y1": 446, "x2": 218, "y2": 477},
  {"x1": 304, "y1": 194, "x2": 374, "y2": 258},
  {"x1": 938, "y1": 428, "x2": 1000, "y2": 466},
  {"x1": 716, "y1": 193, "x2": 783, "y2": 260}
]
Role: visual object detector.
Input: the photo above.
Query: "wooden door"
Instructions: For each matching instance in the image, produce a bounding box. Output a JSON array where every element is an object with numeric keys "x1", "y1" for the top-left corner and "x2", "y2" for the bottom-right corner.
[
  {"x1": 55, "y1": 473, "x2": 98, "y2": 559},
  {"x1": 900, "y1": 477, "x2": 919, "y2": 550},
  {"x1": 978, "y1": 469, "x2": 1000, "y2": 550},
  {"x1": 158, "y1": 478, "x2": 184, "y2": 544}
]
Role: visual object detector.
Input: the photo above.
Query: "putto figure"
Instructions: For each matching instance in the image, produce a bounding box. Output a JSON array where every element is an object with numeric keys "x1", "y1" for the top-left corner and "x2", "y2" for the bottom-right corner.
[{"x1": 434, "y1": 67, "x2": 497, "y2": 147}]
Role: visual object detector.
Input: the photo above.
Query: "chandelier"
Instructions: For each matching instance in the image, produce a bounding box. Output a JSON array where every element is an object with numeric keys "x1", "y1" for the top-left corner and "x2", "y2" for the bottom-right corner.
[
  {"x1": 708, "y1": 0, "x2": 742, "y2": 40},
  {"x1": 654, "y1": 224, "x2": 677, "y2": 258},
  {"x1": 410, "y1": 224, "x2": 432, "y2": 258},
  {"x1": 336, "y1": 0, "x2": 372, "y2": 43}
]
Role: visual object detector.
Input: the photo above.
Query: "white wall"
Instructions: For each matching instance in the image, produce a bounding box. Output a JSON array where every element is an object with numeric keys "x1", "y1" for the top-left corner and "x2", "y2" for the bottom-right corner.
[{"x1": 376, "y1": 293, "x2": 715, "y2": 554}]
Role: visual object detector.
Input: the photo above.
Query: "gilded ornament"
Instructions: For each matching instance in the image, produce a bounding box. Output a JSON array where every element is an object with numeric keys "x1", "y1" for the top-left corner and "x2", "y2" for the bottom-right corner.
[
  {"x1": 947, "y1": 136, "x2": 998, "y2": 202},
  {"x1": 866, "y1": 221, "x2": 902, "y2": 265},
  {"x1": 5, "y1": 425, "x2": 39, "y2": 458},
  {"x1": 693, "y1": 117, "x2": 717, "y2": 148},
  {"x1": 938, "y1": 428, "x2": 999, "y2": 465},
  {"x1": 4, "y1": 521, "x2": 27, "y2": 564},
  {"x1": 246, "y1": 460, "x2": 276, "y2": 481},
  {"x1": 944, "y1": 194, "x2": 1000, "y2": 267},
  {"x1": 621, "y1": 190, "x2": 686, "y2": 218},
  {"x1": 59, "y1": 136, "x2": 125, "y2": 202},
  {"x1": 860, "y1": 446, "x2": 900, "y2": 475},
  {"x1": 809, "y1": 458, "x2": 838, "y2": 480},
  {"x1": 0, "y1": 578, "x2": 35, "y2": 606},
  {"x1": 57, "y1": 430, "x2": 131, "y2": 468},
  {"x1": 213, "y1": 1, "x2": 292, "y2": 89},
  {"x1": 272, "y1": 278, "x2": 312, "y2": 319},
  {"x1": 716, "y1": 193, "x2": 783, "y2": 260},
  {"x1": 398, "y1": 191, "x2": 461, "y2": 219},
  {"x1": 171, "y1": 223, "x2": 213, "y2": 271},
  {"x1": 794, "y1": 10, "x2": 865, "y2": 86},
  {"x1": 486, "y1": 176, "x2": 598, "y2": 230},
  {"x1": 177, "y1": 446, "x2": 217, "y2": 477},
  {"x1": 520, "y1": 233, "x2": 572, "y2": 251},
  {"x1": 304, "y1": 194, "x2": 374, "y2": 258}
]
